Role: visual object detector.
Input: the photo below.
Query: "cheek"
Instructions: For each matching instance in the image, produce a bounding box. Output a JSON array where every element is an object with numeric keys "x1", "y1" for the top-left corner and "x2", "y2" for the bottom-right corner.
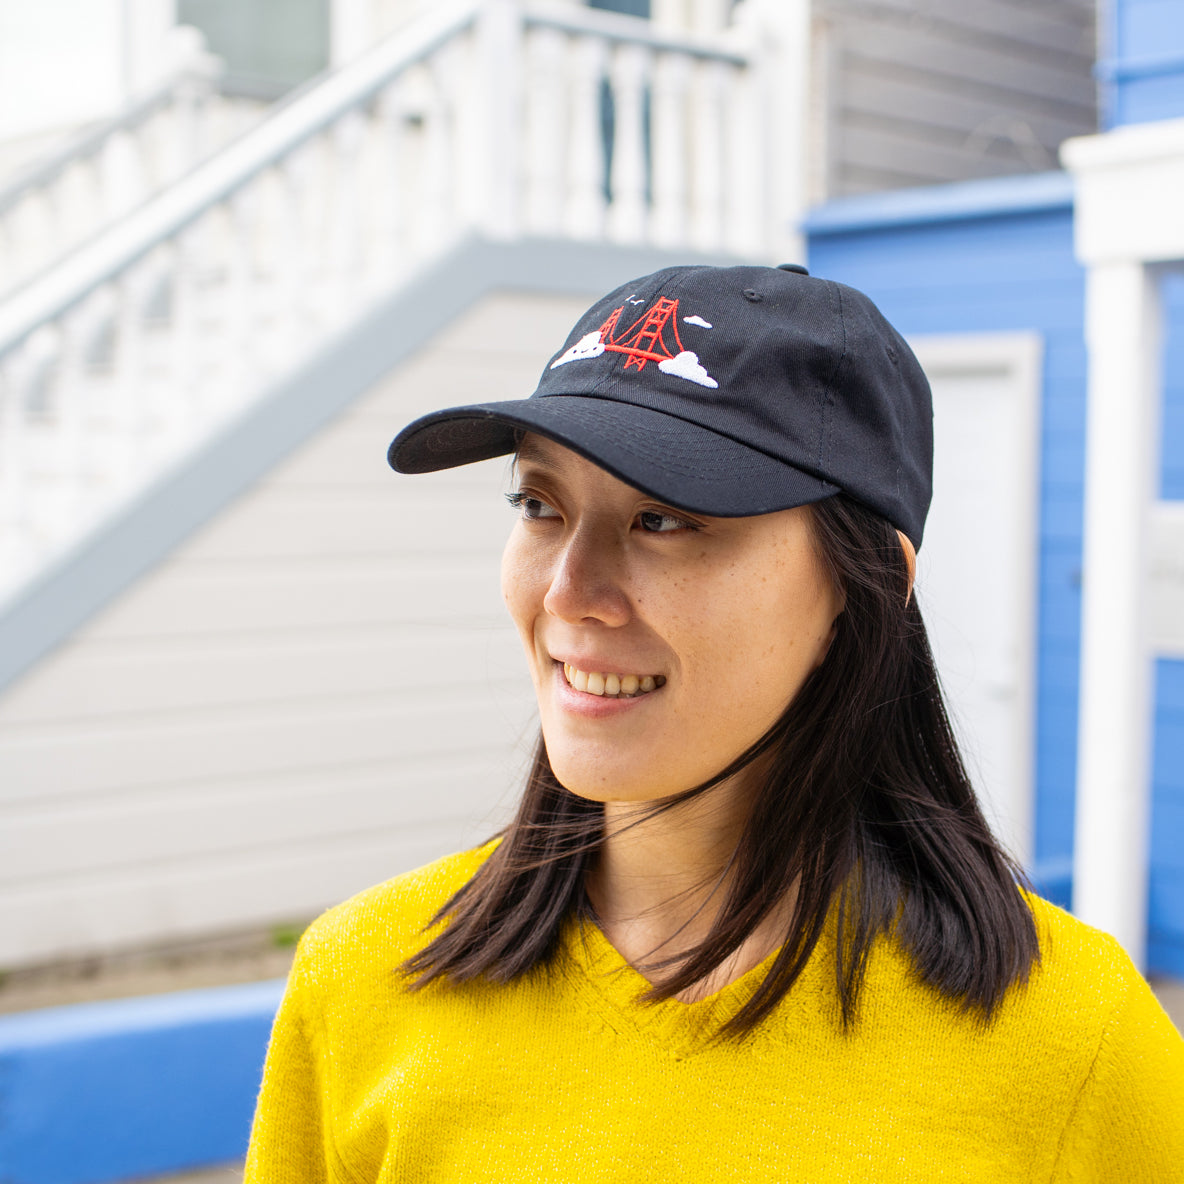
[{"x1": 501, "y1": 529, "x2": 546, "y2": 645}]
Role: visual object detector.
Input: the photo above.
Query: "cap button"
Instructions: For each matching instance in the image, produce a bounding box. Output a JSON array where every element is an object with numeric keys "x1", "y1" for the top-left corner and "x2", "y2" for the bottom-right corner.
[{"x1": 777, "y1": 263, "x2": 809, "y2": 275}]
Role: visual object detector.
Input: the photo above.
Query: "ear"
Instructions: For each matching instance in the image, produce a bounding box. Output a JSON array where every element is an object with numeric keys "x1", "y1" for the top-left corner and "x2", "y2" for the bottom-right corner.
[{"x1": 897, "y1": 531, "x2": 917, "y2": 606}]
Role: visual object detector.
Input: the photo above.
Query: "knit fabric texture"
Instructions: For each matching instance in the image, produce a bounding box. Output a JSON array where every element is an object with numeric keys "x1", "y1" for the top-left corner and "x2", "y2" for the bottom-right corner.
[{"x1": 245, "y1": 846, "x2": 1184, "y2": 1182}]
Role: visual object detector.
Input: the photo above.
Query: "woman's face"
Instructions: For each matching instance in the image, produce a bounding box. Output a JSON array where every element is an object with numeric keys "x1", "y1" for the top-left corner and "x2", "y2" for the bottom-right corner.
[{"x1": 501, "y1": 436, "x2": 845, "y2": 804}]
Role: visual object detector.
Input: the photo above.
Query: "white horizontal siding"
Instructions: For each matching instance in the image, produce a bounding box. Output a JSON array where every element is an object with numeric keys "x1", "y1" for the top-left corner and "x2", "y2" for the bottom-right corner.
[
  {"x1": 0, "y1": 289, "x2": 589, "y2": 967},
  {"x1": 813, "y1": 0, "x2": 1098, "y2": 198}
]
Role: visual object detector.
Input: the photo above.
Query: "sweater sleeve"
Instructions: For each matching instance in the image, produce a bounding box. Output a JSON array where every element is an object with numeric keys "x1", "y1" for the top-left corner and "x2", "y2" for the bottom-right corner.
[
  {"x1": 1051, "y1": 944, "x2": 1184, "y2": 1182},
  {"x1": 244, "y1": 943, "x2": 342, "y2": 1184}
]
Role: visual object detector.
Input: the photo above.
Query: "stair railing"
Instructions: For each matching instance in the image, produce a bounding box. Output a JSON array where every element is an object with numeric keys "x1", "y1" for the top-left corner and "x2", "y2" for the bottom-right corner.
[{"x1": 0, "y1": 0, "x2": 779, "y2": 607}]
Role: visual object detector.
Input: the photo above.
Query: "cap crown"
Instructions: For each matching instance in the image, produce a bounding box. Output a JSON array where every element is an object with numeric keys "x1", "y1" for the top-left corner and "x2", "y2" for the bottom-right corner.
[{"x1": 534, "y1": 265, "x2": 933, "y2": 547}]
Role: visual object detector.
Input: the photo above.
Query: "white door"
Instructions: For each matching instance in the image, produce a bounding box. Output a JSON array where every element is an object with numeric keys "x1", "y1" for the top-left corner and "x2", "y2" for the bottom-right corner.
[{"x1": 909, "y1": 336, "x2": 1042, "y2": 867}]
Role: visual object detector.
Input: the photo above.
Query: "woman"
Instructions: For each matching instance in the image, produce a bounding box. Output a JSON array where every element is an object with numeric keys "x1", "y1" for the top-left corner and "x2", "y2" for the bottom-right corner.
[{"x1": 246, "y1": 264, "x2": 1184, "y2": 1181}]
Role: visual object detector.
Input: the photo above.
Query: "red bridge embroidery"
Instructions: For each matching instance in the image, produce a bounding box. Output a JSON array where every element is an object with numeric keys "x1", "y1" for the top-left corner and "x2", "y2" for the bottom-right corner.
[
  {"x1": 549, "y1": 296, "x2": 718, "y2": 388},
  {"x1": 599, "y1": 297, "x2": 685, "y2": 370}
]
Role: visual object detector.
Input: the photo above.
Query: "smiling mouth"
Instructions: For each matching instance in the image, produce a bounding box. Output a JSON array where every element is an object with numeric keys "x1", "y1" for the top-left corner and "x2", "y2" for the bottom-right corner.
[{"x1": 562, "y1": 663, "x2": 666, "y2": 698}]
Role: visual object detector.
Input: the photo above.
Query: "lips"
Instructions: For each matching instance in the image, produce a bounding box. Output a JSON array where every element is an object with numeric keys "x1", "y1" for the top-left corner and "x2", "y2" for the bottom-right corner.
[{"x1": 561, "y1": 663, "x2": 666, "y2": 698}]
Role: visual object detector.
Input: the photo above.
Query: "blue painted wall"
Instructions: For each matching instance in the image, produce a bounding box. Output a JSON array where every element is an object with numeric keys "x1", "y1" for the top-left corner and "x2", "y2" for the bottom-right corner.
[
  {"x1": 806, "y1": 174, "x2": 1184, "y2": 977},
  {"x1": 1162, "y1": 269, "x2": 1184, "y2": 500},
  {"x1": 1152, "y1": 268, "x2": 1184, "y2": 977},
  {"x1": 1105, "y1": 0, "x2": 1184, "y2": 126},
  {"x1": 0, "y1": 980, "x2": 283, "y2": 1184}
]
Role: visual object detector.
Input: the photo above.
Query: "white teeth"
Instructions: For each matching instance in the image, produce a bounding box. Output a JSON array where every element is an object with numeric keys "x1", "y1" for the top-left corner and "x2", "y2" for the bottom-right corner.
[{"x1": 562, "y1": 664, "x2": 665, "y2": 698}]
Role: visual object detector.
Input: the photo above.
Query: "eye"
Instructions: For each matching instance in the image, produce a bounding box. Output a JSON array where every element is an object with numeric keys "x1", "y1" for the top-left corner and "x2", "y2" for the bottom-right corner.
[
  {"x1": 638, "y1": 509, "x2": 696, "y2": 533},
  {"x1": 506, "y1": 491, "x2": 560, "y2": 521}
]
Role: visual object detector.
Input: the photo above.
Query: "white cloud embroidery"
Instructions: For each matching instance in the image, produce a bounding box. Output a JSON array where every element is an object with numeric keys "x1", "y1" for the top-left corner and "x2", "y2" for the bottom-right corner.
[
  {"x1": 658, "y1": 350, "x2": 718, "y2": 388},
  {"x1": 550, "y1": 331, "x2": 605, "y2": 368},
  {"x1": 683, "y1": 315, "x2": 713, "y2": 329}
]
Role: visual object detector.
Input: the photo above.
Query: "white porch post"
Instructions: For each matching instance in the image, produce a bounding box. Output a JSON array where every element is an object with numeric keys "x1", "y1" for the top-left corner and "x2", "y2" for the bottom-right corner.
[
  {"x1": 1063, "y1": 117, "x2": 1184, "y2": 965},
  {"x1": 1073, "y1": 261, "x2": 1161, "y2": 966}
]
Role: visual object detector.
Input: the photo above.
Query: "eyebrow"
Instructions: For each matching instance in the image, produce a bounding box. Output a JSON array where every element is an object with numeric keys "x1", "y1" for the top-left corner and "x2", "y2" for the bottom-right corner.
[{"x1": 513, "y1": 435, "x2": 562, "y2": 470}]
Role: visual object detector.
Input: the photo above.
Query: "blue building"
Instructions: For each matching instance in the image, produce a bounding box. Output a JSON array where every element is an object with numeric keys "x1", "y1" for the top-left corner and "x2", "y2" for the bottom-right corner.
[{"x1": 805, "y1": 0, "x2": 1184, "y2": 978}]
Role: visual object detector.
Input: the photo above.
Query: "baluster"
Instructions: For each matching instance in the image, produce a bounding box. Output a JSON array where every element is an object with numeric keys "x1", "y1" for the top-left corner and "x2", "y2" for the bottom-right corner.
[
  {"x1": 650, "y1": 52, "x2": 690, "y2": 248},
  {"x1": 691, "y1": 0, "x2": 730, "y2": 34},
  {"x1": 8, "y1": 191, "x2": 54, "y2": 296},
  {"x1": 523, "y1": 27, "x2": 567, "y2": 236},
  {"x1": 99, "y1": 129, "x2": 144, "y2": 222},
  {"x1": 50, "y1": 306, "x2": 97, "y2": 537},
  {"x1": 172, "y1": 67, "x2": 215, "y2": 180},
  {"x1": 652, "y1": 0, "x2": 688, "y2": 30},
  {"x1": 451, "y1": 25, "x2": 486, "y2": 234},
  {"x1": 607, "y1": 43, "x2": 650, "y2": 245},
  {"x1": 139, "y1": 246, "x2": 187, "y2": 463},
  {"x1": 327, "y1": 109, "x2": 368, "y2": 322},
  {"x1": 419, "y1": 52, "x2": 456, "y2": 254},
  {"x1": 372, "y1": 78, "x2": 409, "y2": 288},
  {"x1": 108, "y1": 268, "x2": 151, "y2": 481},
  {"x1": 277, "y1": 143, "x2": 320, "y2": 349},
  {"x1": 163, "y1": 226, "x2": 203, "y2": 439},
  {"x1": 224, "y1": 186, "x2": 261, "y2": 412},
  {"x1": 297, "y1": 134, "x2": 333, "y2": 329},
  {"x1": 564, "y1": 36, "x2": 608, "y2": 240},
  {"x1": 689, "y1": 58, "x2": 725, "y2": 251},
  {"x1": 723, "y1": 61, "x2": 763, "y2": 255},
  {"x1": 56, "y1": 160, "x2": 95, "y2": 269}
]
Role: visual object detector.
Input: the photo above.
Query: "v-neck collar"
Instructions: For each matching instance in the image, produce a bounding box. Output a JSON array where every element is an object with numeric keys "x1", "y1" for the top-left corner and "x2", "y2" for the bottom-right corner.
[{"x1": 558, "y1": 914, "x2": 799, "y2": 1059}]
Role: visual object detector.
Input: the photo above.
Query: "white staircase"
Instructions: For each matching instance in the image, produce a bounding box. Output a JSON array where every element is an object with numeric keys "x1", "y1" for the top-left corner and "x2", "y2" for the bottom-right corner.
[{"x1": 0, "y1": 0, "x2": 802, "y2": 612}]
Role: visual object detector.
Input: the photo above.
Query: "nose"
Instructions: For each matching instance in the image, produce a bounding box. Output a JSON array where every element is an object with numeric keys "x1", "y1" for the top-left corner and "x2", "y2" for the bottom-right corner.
[{"x1": 542, "y1": 528, "x2": 631, "y2": 628}]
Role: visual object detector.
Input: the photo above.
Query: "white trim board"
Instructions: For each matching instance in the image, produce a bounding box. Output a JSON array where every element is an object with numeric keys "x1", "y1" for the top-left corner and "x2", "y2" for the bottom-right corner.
[{"x1": 908, "y1": 332, "x2": 1044, "y2": 867}]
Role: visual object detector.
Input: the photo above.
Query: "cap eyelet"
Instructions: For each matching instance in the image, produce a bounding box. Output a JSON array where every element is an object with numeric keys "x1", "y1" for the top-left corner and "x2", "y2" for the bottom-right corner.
[{"x1": 743, "y1": 289, "x2": 762, "y2": 302}]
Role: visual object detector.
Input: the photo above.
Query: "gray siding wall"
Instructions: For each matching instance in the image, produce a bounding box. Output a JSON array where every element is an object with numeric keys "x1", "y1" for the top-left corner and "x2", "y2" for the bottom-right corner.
[
  {"x1": 811, "y1": 0, "x2": 1098, "y2": 199},
  {"x1": 0, "y1": 291, "x2": 590, "y2": 968}
]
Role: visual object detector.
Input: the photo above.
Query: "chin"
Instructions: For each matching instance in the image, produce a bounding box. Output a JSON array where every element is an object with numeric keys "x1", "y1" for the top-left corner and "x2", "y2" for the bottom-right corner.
[{"x1": 547, "y1": 758, "x2": 684, "y2": 806}]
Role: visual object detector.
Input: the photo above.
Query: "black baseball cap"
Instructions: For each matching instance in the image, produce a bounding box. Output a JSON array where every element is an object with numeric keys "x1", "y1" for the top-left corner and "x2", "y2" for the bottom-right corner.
[{"x1": 388, "y1": 264, "x2": 934, "y2": 548}]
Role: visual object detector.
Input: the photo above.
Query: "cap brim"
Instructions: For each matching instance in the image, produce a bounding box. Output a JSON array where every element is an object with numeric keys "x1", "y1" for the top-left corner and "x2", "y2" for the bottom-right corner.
[{"x1": 388, "y1": 396, "x2": 839, "y2": 517}]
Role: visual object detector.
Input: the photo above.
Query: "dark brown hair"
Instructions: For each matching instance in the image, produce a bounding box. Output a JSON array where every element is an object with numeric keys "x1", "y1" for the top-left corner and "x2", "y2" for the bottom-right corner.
[{"x1": 403, "y1": 493, "x2": 1039, "y2": 1034}]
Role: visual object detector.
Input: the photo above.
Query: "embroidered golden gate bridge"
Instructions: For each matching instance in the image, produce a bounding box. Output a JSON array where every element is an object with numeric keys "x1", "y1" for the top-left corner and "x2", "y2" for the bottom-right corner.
[
  {"x1": 549, "y1": 294, "x2": 718, "y2": 388},
  {"x1": 599, "y1": 297, "x2": 685, "y2": 370}
]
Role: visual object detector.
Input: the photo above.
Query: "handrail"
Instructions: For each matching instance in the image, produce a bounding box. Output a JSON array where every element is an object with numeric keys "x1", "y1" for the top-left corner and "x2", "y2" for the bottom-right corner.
[
  {"x1": 0, "y1": 0, "x2": 482, "y2": 358},
  {"x1": 0, "y1": 0, "x2": 783, "y2": 616},
  {"x1": 522, "y1": 0, "x2": 748, "y2": 64}
]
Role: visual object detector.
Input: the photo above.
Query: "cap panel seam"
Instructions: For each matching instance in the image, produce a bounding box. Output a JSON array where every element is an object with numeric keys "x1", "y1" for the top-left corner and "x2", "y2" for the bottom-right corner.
[{"x1": 818, "y1": 282, "x2": 847, "y2": 473}]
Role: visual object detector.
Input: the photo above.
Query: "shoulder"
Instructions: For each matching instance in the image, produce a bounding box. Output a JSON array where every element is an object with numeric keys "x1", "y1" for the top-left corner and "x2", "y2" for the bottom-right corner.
[
  {"x1": 1014, "y1": 895, "x2": 1184, "y2": 1102},
  {"x1": 1008, "y1": 893, "x2": 1159, "y2": 1043},
  {"x1": 1022, "y1": 893, "x2": 1148, "y2": 1014},
  {"x1": 1026, "y1": 894, "x2": 1135, "y2": 983},
  {"x1": 288, "y1": 841, "x2": 497, "y2": 997},
  {"x1": 1018, "y1": 899, "x2": 1184, "y2": 1174}
]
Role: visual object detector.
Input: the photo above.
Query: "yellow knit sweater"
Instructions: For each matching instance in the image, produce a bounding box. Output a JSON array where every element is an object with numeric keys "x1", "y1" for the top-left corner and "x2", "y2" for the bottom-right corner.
[{"x1": 246, "y1": 846, "x2": 1184, "y2": 1182}]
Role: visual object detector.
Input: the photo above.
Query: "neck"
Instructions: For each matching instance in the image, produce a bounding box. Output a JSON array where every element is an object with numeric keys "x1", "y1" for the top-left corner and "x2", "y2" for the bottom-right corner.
[{"x1": 584, "y1": 777, "x2": 792, "y2": 1000}]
